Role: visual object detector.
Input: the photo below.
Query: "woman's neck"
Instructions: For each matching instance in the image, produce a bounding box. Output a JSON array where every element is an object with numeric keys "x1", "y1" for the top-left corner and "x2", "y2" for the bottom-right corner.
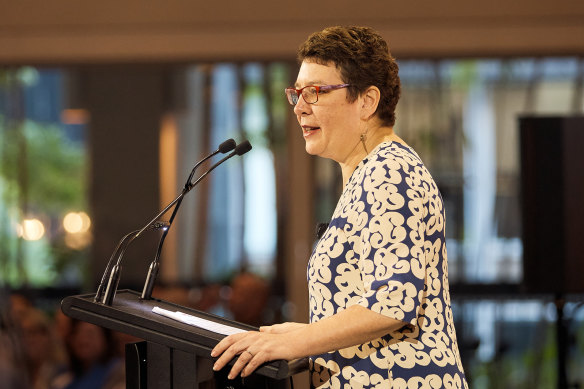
[{"x1": 339, "y1": 125, "x2": 404, "y2": 187}]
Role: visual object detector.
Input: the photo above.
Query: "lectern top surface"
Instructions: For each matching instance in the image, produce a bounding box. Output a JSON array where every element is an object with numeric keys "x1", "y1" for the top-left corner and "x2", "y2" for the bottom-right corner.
[{"x1": 61, "y1": 289, "x2": 308, "y2": 379}]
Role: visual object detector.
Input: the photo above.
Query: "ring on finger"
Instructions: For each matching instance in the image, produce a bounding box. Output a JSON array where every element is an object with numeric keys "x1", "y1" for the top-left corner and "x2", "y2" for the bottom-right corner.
[{"x1": 246, "y1": 350, "x2": 254, "y2": 358}]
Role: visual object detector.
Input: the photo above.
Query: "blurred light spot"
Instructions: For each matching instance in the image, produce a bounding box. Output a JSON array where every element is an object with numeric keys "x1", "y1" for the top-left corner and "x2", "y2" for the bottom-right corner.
[
  {"x1": 18, "y1": 219, "x2": 45, "y2": 241},
  {"x1": 18, "y1": 67, "x2": 39, "y2": 86},
  {"x1": 63, "y1": 212, "x2": 91, "y2": 233}
]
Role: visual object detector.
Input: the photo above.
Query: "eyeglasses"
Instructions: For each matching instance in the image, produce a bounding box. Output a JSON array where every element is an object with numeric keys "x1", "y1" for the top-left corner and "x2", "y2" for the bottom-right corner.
[{"x1": 284, "y1": 84, "x2": 350, "y2": 105}]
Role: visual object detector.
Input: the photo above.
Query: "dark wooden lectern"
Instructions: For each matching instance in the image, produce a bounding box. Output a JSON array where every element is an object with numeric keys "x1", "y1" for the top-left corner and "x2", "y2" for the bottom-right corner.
[{"x1": 61, "y1": 290, "x2": 308, "y2": 388}]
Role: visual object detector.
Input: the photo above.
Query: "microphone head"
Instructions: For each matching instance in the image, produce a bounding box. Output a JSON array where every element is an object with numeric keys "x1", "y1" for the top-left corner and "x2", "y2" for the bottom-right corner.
[
  {"x1": 219, "y1": 139, "x2": 236, "y2": 154},
  {"x1": 235, "y1": 141, "x2": 252, "y2": 156}
]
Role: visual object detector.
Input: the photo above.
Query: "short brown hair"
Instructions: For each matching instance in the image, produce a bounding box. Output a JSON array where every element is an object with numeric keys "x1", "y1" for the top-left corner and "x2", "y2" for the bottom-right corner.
[{"x1": 297, "y1": 26, "x2": 401, "y2": 127}]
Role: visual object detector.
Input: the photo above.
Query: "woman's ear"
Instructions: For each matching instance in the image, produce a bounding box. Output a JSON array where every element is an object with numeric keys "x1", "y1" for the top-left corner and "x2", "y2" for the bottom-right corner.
[{"x1": 361, "y1": 86, "x2": 381, "y2": 120}]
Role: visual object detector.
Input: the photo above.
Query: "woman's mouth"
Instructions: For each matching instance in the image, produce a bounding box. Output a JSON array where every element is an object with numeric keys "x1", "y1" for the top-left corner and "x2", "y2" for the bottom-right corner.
[{"x1": 302, "y1": 126, "x2": 320, "y2": 137}]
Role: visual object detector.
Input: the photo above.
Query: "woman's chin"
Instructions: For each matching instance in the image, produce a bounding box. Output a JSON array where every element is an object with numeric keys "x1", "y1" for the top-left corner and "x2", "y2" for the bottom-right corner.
[{"x1": 304, "y1": 142, "x2": 321, "y2": 156}]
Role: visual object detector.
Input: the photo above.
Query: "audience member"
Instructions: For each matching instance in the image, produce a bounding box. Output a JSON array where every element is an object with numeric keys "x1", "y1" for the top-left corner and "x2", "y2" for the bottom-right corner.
[
  {"x1": 9, "y1": 292, "x2": 34, "y2": 324},
  {"x1": 0, "y1": 290, "x2": 27, "y2": 389},
  {"x1": 51, "y1": 320, "x2": 123, "y2": 389},
  {"x1": 52, "y1": 308, "x2": 72, "y2": 345},
  {"x1": 18, "y1": 308, "x2": 67, "y2": 389},
  {"x1": 228, "y1": 272, "x2": 270, "y2": 327}
]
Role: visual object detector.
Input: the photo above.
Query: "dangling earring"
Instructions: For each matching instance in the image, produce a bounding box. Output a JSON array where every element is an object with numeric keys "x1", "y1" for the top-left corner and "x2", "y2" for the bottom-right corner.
[
  {"x1": 360, "y1": 122, "x2": 369, "y2": 153},
  {"x1": 360, "y1": 133, "x2": 368, "y2": 154}
]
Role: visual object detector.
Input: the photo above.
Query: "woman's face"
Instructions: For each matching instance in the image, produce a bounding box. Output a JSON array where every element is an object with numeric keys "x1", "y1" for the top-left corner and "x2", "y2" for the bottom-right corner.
[{"x1": 293, "y1": 60, "x2": 363, "y2": 163}]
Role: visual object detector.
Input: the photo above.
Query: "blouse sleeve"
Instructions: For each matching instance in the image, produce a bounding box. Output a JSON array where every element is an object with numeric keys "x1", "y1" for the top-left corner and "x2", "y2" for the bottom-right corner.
[{"x1": 350, "y1": 158, "x2": 428, "y2": 327}]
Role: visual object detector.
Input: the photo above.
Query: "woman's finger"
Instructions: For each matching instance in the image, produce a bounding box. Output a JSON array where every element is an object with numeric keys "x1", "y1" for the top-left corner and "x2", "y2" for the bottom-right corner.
[
  {"x1": 211, "y1": 331, "x2": 248, "y2": 357},
  {"x1": 241, "y1": 350, "x2": 264, "y2": 377},
  {"x1": 211, "y1": 332, "x2": 250, "y2": 371},
  {"x1": 259, "y1": 325, "x2": 271, "y2": 333},
  {"x1": 228, "y1": 349, "x2": 255, "y2": 379}
]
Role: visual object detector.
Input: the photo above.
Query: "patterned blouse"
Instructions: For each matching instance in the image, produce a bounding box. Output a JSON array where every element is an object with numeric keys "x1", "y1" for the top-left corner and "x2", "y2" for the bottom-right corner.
[{"x1": 307, "y1": 141, "x2": 468, "y2": 388}]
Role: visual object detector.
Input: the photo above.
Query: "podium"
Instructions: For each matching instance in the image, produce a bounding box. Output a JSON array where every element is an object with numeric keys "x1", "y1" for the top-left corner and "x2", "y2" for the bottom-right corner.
[{"x1": 61, "y1": 289, "x2": 308, "y2": 388}]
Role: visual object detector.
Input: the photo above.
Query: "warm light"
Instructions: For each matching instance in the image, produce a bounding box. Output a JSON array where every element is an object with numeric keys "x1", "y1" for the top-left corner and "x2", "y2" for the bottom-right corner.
[
  {"x1": 18, "y1": 219, "x2": 46, "y2": 241},
  {"x1": 61, "y1": 109, "x2": 90, "y2": 125},
  {"x1": 63, "y1": 212, "x2": 91, "y2": 233},
  {"x1": 65, "y1": 231, "x2": 92, "y2": 250}
]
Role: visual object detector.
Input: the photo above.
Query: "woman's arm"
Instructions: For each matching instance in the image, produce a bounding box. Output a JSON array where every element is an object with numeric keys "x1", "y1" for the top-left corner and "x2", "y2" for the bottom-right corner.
[{"x1": 211, "y1": 305, "x2": 406, "y2": 379}]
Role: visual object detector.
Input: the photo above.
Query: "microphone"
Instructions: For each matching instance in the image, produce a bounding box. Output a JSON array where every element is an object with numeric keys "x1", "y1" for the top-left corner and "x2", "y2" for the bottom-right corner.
[
  {"x1": 163, "y1": 138, "x2": 236, "y2": 241},
  {"x1": 100, "y1": 139, "x2": 239, "y2": 305},
  {"x1": 96, "y1": 139, "x2": 247, "y2": 306},
  {"x1": 98, "y1": 139, "x2": 236, "y2": 305},
  {"x1": 316, "y1": 222, "x2": 329, "y2": 239},
  {"x1": 155, "y1": 137, "x2": 237, "y2": 262},
  {"x1": 140, "y1": 140, "x2": 253, "y2": 300}
]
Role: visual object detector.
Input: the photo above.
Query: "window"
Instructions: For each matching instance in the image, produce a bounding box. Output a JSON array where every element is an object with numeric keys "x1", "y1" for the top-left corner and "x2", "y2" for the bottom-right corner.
[
  {"x1": 165, "y1": 62, "x2": 290, "y2": 282},
  {"x1": 0, "y1": 67, "x2": 89, "y2": 288}
]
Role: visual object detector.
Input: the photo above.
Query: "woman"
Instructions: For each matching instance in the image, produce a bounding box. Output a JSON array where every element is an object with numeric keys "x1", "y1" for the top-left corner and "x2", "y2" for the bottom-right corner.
[{"x1": 212, "y1": 26, "x2": 468, "y2": 388}]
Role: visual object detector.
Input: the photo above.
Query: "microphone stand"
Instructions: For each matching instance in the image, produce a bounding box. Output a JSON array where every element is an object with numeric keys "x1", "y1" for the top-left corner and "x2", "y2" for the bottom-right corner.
[
  {"x1": 98, "y1": 140, "x2": 249, "y2": 306},
  {"x1": 140, "y1": 190, "x2": 186, "y2": 301},
  {"x1": 140, "y1": 141, "x2": 252, "y2": 300},
  {"x1": 94, "y1": 222, "x2": 169, "y2": 304}
]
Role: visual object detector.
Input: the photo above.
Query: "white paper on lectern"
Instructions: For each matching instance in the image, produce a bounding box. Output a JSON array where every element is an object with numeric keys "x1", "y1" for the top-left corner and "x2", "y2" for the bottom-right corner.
[{"x1": 152, "y1": 306, "x2": 247, "y2": 336}]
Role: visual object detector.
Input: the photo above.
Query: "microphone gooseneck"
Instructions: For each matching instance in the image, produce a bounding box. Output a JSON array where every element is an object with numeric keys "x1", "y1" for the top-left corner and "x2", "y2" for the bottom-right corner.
[
  {"x1": 184, "y1": 138, "x2": 235, "y2": 190},
  {"x1": 186, "y1": 141, "x2": 253, "y2": 191},
  {"x1": 140, "y1": 140, "x2": 253, "y2": 300}
]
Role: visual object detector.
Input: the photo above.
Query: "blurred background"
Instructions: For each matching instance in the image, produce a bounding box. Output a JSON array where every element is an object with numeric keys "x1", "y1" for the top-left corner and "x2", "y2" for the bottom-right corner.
[{"x1": 0, "y1": 1, "x2": 583, "y2": 388}]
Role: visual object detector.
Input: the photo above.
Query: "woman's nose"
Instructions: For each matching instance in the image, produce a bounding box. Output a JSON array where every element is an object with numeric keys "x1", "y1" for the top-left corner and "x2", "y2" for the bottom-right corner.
[{"x1": 293, "y1": 94, "x2": 312, "y2": 116}]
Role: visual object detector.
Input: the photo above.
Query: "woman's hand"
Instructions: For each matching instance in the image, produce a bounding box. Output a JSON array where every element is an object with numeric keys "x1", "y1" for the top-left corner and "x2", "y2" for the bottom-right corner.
[
  {"x1": 211, "y1": 324, "x2": 305, "y2": 379},
  {"x1": 211, "y1": 306, "x2": 404, "y2": 380}
]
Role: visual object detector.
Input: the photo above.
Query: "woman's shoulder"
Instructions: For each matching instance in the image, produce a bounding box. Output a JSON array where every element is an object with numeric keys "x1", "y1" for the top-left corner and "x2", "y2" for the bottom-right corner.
[
  {"x1": 355, "y1": 141, "x2": 425, "y2": 181},
  {"x1": 373, "y1": 141, "x2": 423, "y2": 166},
  {"x1": 352, "y1": 141, "x2": 438, "y2": 195}
]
